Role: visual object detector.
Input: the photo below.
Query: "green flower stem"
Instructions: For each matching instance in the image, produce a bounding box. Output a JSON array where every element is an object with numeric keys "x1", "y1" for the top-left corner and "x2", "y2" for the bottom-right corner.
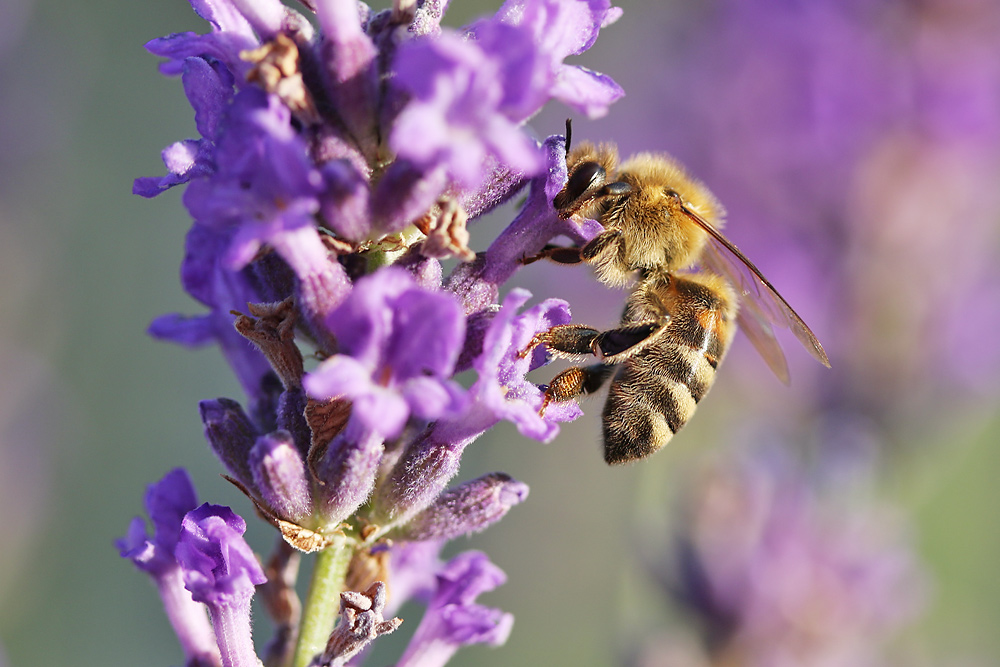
[{"x1": 291, "y1": 538, "x2": 352, "y2": 667}]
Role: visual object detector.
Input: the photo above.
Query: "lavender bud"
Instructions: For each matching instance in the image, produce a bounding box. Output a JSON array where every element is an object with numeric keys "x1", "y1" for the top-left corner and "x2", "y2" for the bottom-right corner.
[
  {"x1": 200, "y1": 398, "x2": 259, "y2": 491},
  {"x1": 313, "y1": 419, "x2": 385, "y2": 529},
  {"x1": 392, "y1": 473, "x2": 529, "y2": 542},
  {"x1": 249, "y1": 432, "x2": 313, "y2": 525}
]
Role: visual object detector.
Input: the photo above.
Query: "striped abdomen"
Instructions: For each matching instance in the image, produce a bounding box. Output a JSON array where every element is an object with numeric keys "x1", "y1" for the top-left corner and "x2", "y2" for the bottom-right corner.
[{"x1": 601, "y1": 273, "x2": 736, "y2": 464}]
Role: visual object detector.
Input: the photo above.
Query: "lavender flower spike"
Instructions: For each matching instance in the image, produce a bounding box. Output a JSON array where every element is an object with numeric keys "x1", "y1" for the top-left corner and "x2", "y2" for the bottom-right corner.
[
  {"x1": 132, "y1": 0, "x2": 629, "y2": 662},
  {"x1": 396, "y1": 551, "x2": 514, "y2": 667},
  {"x1": 117, "y1": 469, "x2": 221, "y2": 667},
  {"x1": 177, "y1": 504, "x2": 267, "y2": 667}
]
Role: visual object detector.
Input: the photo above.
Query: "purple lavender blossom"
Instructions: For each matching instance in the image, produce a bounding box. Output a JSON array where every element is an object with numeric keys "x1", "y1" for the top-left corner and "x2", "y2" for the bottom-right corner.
[
  {"x1": 303, "y1": 268, "x2": 468, "y2": 440},
  {"x1": 117, "y1": 469, "x2": 221, "y2": 667},
  {"x1": 471, "y1": 288, "x2": 583, "y2": 441},
  {"x1": 396, "y1": 551, "x2": 514, "y2": 667},
  {"x1": 389, "y1": 27, "x2": 548, "y2": 190},
  {"x1": 493, "y1": 0, "x2": 624, "y2": 118},
  {"x1": 177, "y1": 504, "x2": 267, "y2": 667}
]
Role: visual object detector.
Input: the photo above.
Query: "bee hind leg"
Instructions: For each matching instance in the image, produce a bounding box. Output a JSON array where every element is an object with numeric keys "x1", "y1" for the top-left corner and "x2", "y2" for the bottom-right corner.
[{"x1": 539, "y1": 363, "x2": 616, "y2": 416}]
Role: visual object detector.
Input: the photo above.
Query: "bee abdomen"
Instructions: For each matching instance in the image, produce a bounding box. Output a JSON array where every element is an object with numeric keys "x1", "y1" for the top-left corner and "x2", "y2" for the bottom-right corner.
[{"x1": 601, "y1": 343, "x2": 719, "y2": 464}]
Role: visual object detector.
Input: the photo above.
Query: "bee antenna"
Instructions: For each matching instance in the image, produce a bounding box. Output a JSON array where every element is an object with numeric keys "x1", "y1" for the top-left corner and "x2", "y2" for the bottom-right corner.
[{"x1": 564, "y1": 118, "x2": 573, "y2": 158}]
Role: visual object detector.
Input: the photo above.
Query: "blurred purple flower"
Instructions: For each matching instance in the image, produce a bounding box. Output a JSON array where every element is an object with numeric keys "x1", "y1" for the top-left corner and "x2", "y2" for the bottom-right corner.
[
  {"x1": 649, "y1": 0, "x2": 1000, "y2": 407},
  {"x1": 654, "y1": 444, "x2": 926, "y2": 666},
  {"x1": 396, "y1": 551, "x2": 514, "y2": 667}
]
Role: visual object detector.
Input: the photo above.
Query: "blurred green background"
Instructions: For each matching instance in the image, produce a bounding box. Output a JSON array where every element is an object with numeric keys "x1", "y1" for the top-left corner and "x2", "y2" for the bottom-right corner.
[{"x1": 1, "y1": 0, "x2": 999, "y2": 665}]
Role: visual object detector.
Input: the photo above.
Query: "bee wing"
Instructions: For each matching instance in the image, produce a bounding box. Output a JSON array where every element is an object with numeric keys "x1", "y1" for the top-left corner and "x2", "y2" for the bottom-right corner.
[{"x1": 681, "y1": 206, "x2": 831, "y2": 380}]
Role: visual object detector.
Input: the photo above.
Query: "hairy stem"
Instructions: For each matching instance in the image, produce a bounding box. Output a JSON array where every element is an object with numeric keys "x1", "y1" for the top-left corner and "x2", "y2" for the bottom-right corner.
[{"x1": 291, "y1": 538, "x2": 352, "y2": 667}]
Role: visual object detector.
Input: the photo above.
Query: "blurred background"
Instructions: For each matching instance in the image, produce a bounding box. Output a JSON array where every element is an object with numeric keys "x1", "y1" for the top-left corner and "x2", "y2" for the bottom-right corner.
[{"x1": 2, "y1": 0, "x2": 1000, "y2": 665}]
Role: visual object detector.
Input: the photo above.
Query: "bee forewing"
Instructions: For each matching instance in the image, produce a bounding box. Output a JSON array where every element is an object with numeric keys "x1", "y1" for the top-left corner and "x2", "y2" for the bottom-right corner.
[
  {"x1": 681, "y1": 206, "x2": 832, "y2": 373},
  {"x1": 734, "y1": 304, "x2": 790, "y2": 384}
]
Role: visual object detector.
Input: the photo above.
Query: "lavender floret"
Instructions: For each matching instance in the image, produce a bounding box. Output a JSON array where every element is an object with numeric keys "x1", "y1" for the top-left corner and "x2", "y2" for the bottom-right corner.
[
  {"x1": 395, "y1": 551, "x2": 514, "y2": 667},
  {"x1": 177, "y1": 504, "x2": 267, "y2": 667},
  {"x1": 117, "y1": 470, "x2": 222, "y2": 667}
]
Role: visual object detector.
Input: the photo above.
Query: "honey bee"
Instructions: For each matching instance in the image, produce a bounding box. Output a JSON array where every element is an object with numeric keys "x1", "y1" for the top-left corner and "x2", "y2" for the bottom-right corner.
[{"x1": 521, "y1": 134, "x2": 830, "y2": 464}]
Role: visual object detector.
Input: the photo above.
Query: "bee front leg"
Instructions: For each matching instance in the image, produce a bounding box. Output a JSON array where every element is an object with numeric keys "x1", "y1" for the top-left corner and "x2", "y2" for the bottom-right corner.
[
  {"x1": 580, "y1": 229, "x2": 625, "y2": 262},
  {"x1": 520, "y1": 244, "x2": 585, "y2": 266},
  {"x1": 540, "y1": 363, "x2": 616, "y2": 416}
]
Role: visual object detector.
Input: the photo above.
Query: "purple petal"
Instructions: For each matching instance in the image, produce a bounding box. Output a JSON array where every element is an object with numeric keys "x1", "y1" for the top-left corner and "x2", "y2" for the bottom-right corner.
[
  {"x1": 176, "y1": 503, "x2": 266, "y2": 606},
  {"x1": 551, "y1": 65, "x2": 625, "y2": 118},
  {"x1": 321, "y1": 267, "x2": 416, "y2": 368},
  {"x1": 396, "y1": 551, "x2": 513, "y2": 667},
  {"x1": 133, "y1": 139, "x2": 215, "y2": 198},
  {"x1": 304, "y1": 355, "x2": 413, "y2": 439},
  {"x1": 147, "y1": 313, "x2": 216, "y2": 347},
  {"x1": 304, "y1": 354, "x2": 373, "y2": 400},
  {"x1": 400, "y1": 377, "x2": 468, "y2": 422},
  {"x1": 229, "y1": 0, "x2": 286, "y2": 39},
  {"x1": 472, "y1": 290, "x2": 581, "y2": 442},
  {"x1": 351, "y1": 385, "x2": 412, "y2": 440},
  {"x1": 176, "y1": 505, "x2": 264, "y2": 667},
  {"x1": 182, "y1": 56, "x2": 234, "y2": 139},
  {"x1": 385, "y1": 287, "x2": 465, "y2": 379},
  {"x1": 390, "y1": 30, "x2": 546, "y2": 189}
]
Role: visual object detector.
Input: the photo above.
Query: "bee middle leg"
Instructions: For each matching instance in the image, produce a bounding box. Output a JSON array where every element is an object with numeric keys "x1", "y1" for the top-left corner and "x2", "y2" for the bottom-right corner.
[
  {"x1": 522, "y1": 319, "x2": 668, "y2": 363},
  {"x1": 519, "y1": 324, "x2": 603, "y2": 359}
]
